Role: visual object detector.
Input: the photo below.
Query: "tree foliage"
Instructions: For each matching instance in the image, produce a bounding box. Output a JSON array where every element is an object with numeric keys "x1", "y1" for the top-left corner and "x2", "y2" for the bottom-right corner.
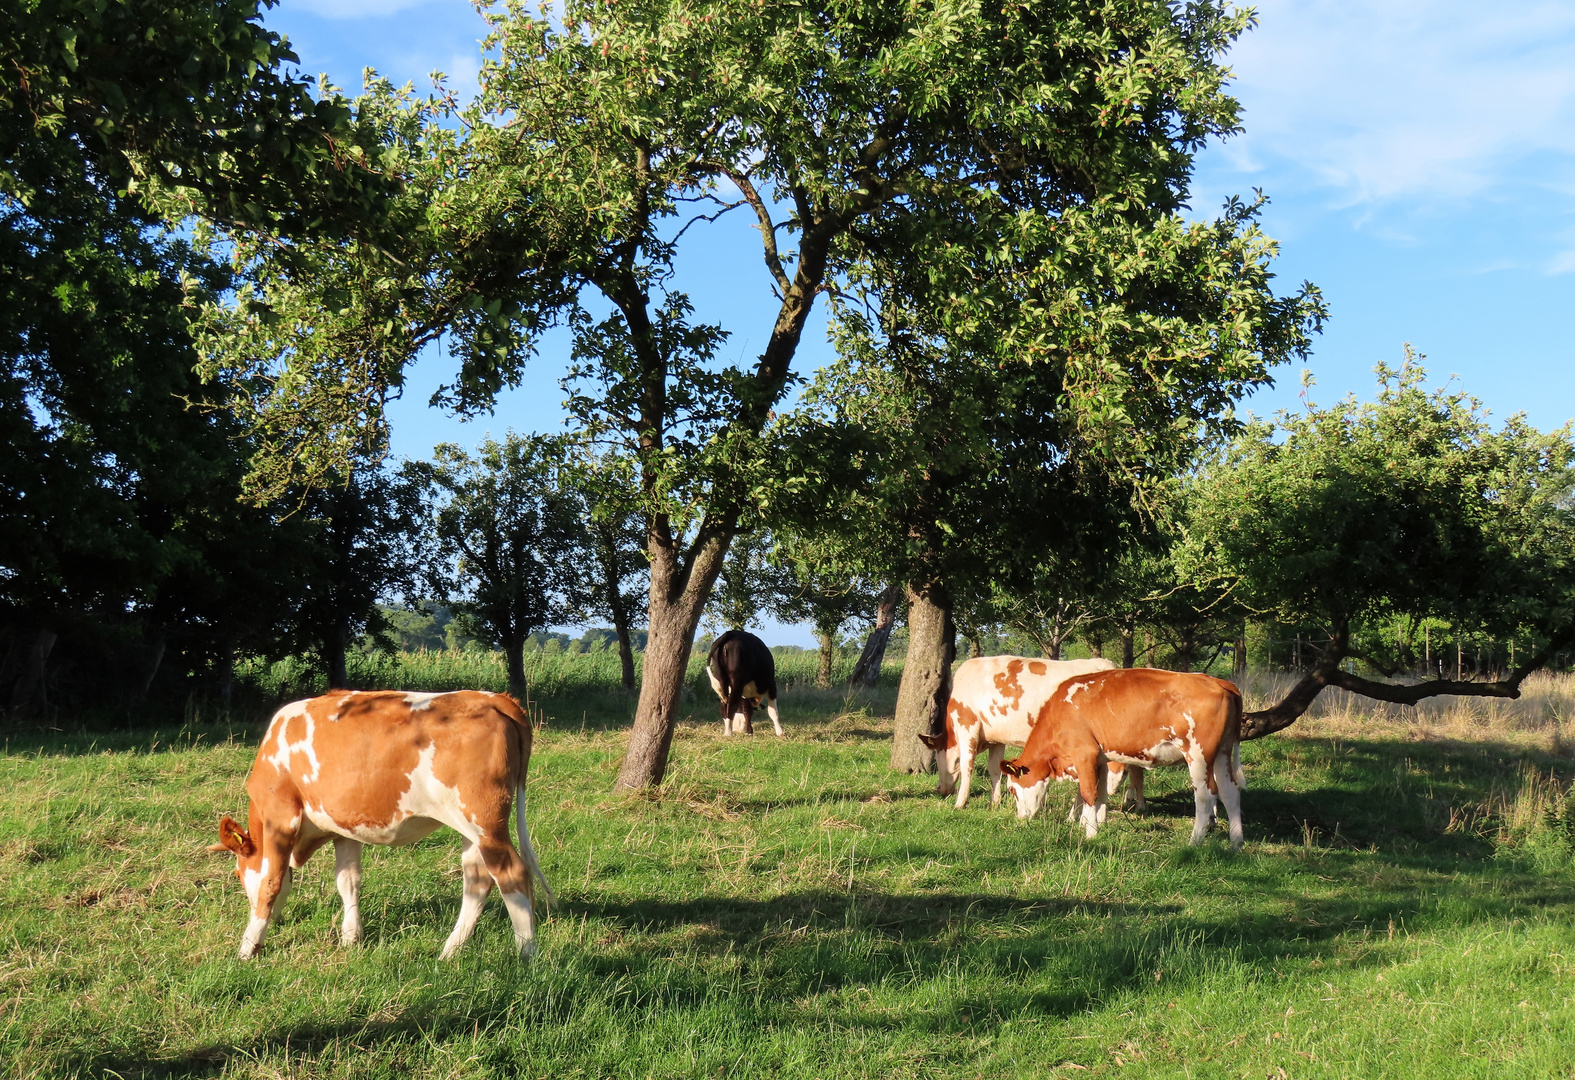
[
  {"x1": 405, "y1": 435, "x2": 582, "y2": 700},
  {"x1": 1190, "y1": 356, "x2": 1575, "y2": 735}
]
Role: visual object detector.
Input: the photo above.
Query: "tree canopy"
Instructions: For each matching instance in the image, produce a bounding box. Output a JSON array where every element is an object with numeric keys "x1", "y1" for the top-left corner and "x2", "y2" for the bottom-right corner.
[{"x1": 1189, "y1": 356, "x2": 1575, "y2": 735}]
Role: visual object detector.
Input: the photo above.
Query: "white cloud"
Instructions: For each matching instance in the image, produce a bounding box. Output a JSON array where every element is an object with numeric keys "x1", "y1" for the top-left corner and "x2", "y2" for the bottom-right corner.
[{"x1": 1216, "y1": 0, "x2": 1575, "y2": 208}]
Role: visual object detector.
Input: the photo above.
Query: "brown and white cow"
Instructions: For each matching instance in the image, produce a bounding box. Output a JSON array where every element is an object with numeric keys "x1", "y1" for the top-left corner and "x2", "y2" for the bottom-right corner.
[
  {"x1": 916, "y1": 655, "x2": 1117, "y2": 809},
  {"x1": 212, "y1": 690, "x2": 553, "y2": 960},
  {"x1": 706, "y1": 629, "x2": 782, "y2": 736},
  {"x1": 1000, "y1": 668, "x2": 1245, "y2": 849}
]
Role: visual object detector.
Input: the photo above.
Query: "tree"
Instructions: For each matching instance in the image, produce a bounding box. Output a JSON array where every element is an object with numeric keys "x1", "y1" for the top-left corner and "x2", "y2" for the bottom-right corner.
[
  {"x1": 1190, "y1": 356, "x2": 1575, "y2": 738},
  {"x1": 1, "y1": 0, "x2": 401, "y2": 717},
  {"x1": 200, "y1": 0, "x2": 1319, "y2": 788},
  {"x1": 793, "y1": 187, "x2": 1323, "y2": 772},
  {"x1": 768, "y1": 538, "x2": 883, "y2": 689},
  {"x1": 286, "y1": 468, "x2": 423, "y2": 690},
  {"x1": 563, "y1": 452, "x2": 649, "y2": 692},
  {"x1": 2, "y1": 0, "x2": 386, "y2": 234},
  {"x1": 0, "y1": 136, "x2": 308, "y2": 715},
  {"x1": 848, "y1": 585, "x2": 902, "y2": 689},
  {"x1": 406, "y1": 435, "x2": 582, "y2": 701}
]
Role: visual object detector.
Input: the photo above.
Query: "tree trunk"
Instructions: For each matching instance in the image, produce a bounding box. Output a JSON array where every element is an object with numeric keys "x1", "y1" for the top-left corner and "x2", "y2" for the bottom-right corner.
[
  {"x1": 1121, "y1": 619, "x2": 1135, "y2": 668},
  {"x1": 9, "y1": 628, "x2": 57, "y2": 716},
  {"x1": 614, "y1": 531, "x2": 730, "y2": 790},
  {"x1": 137, "y1": 629, "x2": 167, "y2": 705},
  {"x1": 850, "y1": 585, "x2": 900, "y2": 688},
  {"x1": 604, "y1": 545, "x2": 638, "y2": 692},
  {"x1": 610, "y1": 602, "x2": 637, "y2": 692},
  {"x1": 816, "y1": 632, "x2": 835, "y2": 689},
  {"x1": 505, "y1": 635, "x2": 527, "y2": 703},
  {"x1": 326, "y1": 619, "x2": 349, "y2": 690},
  {"x1": 217, "y1": 644, "x2": 235, "y2": 715},
  {"x1": 1233, "y1": 626, "x2": 1248, "y2": 682},
  {"x1": 891, "y1": 581, "x2": 953, "y2": 774}
]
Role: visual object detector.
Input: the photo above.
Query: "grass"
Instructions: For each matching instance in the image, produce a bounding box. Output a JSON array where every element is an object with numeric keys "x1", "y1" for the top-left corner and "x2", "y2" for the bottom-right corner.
[{"x1": 5, "y1": 669, "x2": 1575, "y2": 1078}]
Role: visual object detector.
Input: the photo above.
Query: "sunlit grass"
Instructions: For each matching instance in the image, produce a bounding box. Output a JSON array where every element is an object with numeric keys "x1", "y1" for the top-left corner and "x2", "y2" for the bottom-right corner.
[{"x1": 5, "y1": 676, "x2": 1575, "y2": 1077}]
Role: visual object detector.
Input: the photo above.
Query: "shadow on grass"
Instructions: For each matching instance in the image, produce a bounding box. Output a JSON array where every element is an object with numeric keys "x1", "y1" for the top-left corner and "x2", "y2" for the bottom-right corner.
[{"x1": 70, "y1": 859, "x2": 1575, "y2": 1080}]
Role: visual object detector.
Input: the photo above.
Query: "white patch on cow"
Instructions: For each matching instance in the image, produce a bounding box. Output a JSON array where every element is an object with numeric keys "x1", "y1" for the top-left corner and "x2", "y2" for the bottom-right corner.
[
  {"x1": 1063, "y1": 680, "x2": 1089, "y2": 703},
  {"x1": 1080, "y1": 799, "x2": 1101, "y2": 838},
  {"x1": 403, "y1": 692, "x2": 445, "y2": 711},
  {"x1": 267, "y1": 705, "x2": 320, "y2": 783},
  {"x1": 239, "y1": 915, "x2": 270, "y2": 959},
  {"x1": 242, "y1": 855, "x2": 271, "y2": 911},
  {"x1": 499, "y1": 890, "x2": 537, "y2": 958},
  {"x1": 1011, "y1": 777, "x2": 1052, "y2": 820},
  {"x1": 706, "y1": 669, "x2": 723, "y2": 697},
  {"x1": 398, "y1": 742, "x2": 480, "y2": 841}
]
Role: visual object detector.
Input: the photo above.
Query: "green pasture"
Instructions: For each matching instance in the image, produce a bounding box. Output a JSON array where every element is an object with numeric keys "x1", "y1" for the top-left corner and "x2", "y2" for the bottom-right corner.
[{"x1": 4, "y1": 672, "x2": 1575, "y2": 1078}]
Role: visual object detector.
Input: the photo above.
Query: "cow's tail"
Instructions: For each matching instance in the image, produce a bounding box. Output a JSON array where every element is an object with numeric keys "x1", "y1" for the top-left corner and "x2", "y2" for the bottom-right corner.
[
  {"x1": 1225, "y1": 686, "x2": 1245, "y2": 790},
  {"x1": 496, "y1": 694, "x2": 555, "y2": 909},
  {"x1": 516, "y1": 778, "x2": 555, "y2": 909}
]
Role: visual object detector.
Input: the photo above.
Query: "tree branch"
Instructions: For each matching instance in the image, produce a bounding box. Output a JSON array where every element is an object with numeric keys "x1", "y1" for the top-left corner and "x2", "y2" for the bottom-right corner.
[
  {"x1": 699, "y1": 162, "x2": 791, "y2": 292},
  {"x1": 1241, "y1": 624, "x2": 1575, "y2": 740}
]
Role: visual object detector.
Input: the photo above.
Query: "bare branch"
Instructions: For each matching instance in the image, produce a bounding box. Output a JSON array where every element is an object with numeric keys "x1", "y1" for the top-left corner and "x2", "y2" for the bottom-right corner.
[
  {"x1": 1241, "y1": 624, "x2": 1575, "y2": 740},
  {"x1": 671, "y1": 197, "x2": 746, "y2": 244},
  {"x1": 696, "y1": 161, "x2": 791, "y2": 292}
]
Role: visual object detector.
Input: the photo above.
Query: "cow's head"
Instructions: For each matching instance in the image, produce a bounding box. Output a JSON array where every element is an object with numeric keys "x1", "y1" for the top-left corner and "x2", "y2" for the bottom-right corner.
[
  {"x1": 917, "y1": 732, "x2": 958, "y2": 795},
  {"x1": 1000, "y1": 758, "x2": 1055, "y2": 820},
  {"x1": 212, "y1": 814, "x2": 267, "y2": 905}
]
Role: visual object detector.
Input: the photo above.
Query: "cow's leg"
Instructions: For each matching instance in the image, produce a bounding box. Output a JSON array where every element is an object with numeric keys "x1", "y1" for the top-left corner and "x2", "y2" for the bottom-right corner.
[
  {"x1": 1213, "y1": 751, "x2": 1245, "y2": 851},
  {"x1": 477, "y1": 838, "x2": 537, "y2": 959},
  {"x1": 238, "y1": 828, "x2": 296, "y2": 960},
  {"x1": 766, "y1": 695, "x2": 783, "y2": 737},
  {"x1": 953, "y1": 732, "x2": 976, "y2": 810},
  {"x1": 440, "y1": 839, "x2": 496, "y2": 959},
  {"x1": 1188, "y1": 750, "x2": 1216, "y2": 845},
  {"x1": 987, "y1": 743, "x2": 1006, "y2": 808},
  {"x1": 1124, "y1": 766, "x2": 1147, "y2": 813},
  {"x1": 1076, "y1": 753, "x2": 1104, "y2": 839},
  {"x1": 333, "y1": 837, "x2": 364, "y2": 945},
  {"x1": 742, "y1": 699, "x2": 755, "y2": 736}
]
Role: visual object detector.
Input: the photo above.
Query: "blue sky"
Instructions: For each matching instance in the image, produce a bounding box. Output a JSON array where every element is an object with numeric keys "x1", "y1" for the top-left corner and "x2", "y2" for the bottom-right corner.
[{"x1": 263, "y1": 0, "x2": 1575, "y2": 645}]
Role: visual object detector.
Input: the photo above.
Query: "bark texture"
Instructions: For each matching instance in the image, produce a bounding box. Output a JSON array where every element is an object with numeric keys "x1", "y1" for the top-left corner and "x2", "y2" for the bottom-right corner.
[
  {"x1": 816, "y1": 632, "x2": 835, "y2": 689},
  {"x1": 850, "y1": 586, "x2": 900, "y2": 688},
  {"x1": 614, "y1": 531, "x2": 729, "y2": 790},
  {"x1": 891, "y1": 581, "x2": 953, "y2": 774}
]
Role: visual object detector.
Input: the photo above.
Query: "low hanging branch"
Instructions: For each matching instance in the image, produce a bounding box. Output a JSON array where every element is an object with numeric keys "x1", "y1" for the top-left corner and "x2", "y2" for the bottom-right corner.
[{"x1": 1241, "y1": 623, "x2": 1575, "y2": 740}]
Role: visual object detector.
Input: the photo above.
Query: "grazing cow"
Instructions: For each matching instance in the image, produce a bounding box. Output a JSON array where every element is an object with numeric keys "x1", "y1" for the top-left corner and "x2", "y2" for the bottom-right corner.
[
  {"x1": 1001, "y1": 668, "x2": 1245, "y2": 849},
  {"x1": 916, "y1": 655, "x2": 1116, "y2": 809},
  {"x1": 212, "y1": 690, "x2": 553, "y2": 960},
  {"x1": 706, "y1": 629, "x2": 782, "y2": 736}
]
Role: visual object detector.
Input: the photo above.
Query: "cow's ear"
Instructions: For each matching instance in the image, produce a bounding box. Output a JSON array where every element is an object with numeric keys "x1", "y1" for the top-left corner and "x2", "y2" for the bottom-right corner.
[
  {"x1": 917, "y1": 733, "x2": 943, "y2": 751},
  {"x1": 1000, "y1": 761, "x2": 1025, "y2": 778},
  {"x1": 217, "y1": 815, "x2": 254, "y2": 857}
]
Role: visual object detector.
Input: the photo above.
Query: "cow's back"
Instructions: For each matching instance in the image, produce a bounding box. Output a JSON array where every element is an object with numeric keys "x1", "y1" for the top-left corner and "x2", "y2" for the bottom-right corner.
[
  {"x1": 249, "y1": 690, "x2": 528, "y2": 836},
  {"x1": 1049, "y1": 668, "x2": 1239, "y2": 750},
  {"x1": 948, "y1": 655, "x2": 1116, "y2": 747},
  {"x1": 707, "y1": 630, "x2": 777, "y2": 697}
]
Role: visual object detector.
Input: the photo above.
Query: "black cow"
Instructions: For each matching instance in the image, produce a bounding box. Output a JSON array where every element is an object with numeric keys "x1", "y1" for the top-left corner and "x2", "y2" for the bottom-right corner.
[{"x1": 705, "y1": 630, "x2": 782, "y2": 736}]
